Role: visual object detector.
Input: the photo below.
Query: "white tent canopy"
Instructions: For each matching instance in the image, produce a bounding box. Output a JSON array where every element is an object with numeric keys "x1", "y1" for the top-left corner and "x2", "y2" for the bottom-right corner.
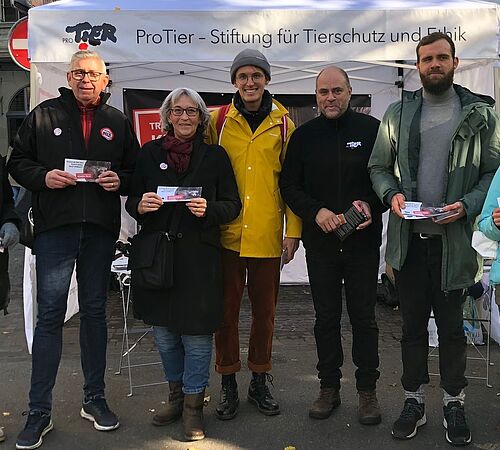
[
  {"x1": 26, "y1": 0, "x2": 500, "y2": 284},
  {"x1": 29, "y1": 0, "x2": 498, "y2": 63},
  {"x1": 27, "y1": 0, "x2": 499, "y2": 112}
]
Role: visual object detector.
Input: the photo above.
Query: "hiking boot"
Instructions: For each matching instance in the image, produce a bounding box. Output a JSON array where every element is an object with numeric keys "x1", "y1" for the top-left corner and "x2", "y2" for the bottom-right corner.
[
  {"x1": 247, "y1": 373, "x2": 280, "y2": 416},
  {"x1": 358, "y1": 390, "x2": 382, "y2": 425},
  {"x1": 16, "y1": 410, "x2": 53, "y2": 450},
  {"x1": 80, "y1": 397, "x2": 119, "y2": 431},
  {"x1": 215, "y1": 374, "x2": 239, "y2": 421},
  {"x1": 183, "y1": 391, "x2": 205, "y2": 441},
  {"x1": 152, "y1": 381, "x2": 184, "y2": 426},
  {"x1": 392, "y1": 398, "x2": 426, "y2": 440},
  {"x1": 309, "y1": 387, "x2": 341, "y2": 419},
  {"x1": 443, "y1": 401, "x2": 471, "y2": 446}
]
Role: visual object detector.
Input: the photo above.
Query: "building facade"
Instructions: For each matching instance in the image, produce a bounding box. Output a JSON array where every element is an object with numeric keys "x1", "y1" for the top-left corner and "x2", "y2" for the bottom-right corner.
[{"x1": 0, "y1": 0, "x2": 29, "y2": 156}]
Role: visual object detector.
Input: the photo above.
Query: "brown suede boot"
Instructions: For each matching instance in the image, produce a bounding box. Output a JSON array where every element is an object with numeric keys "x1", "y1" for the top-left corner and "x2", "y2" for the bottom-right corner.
[
  {"x1": 358, "y1": 390, "x2": 381, "y2": 425},
  {"x1": 152, "y1": 381, "x2": 184, "y2": 426},
  {"x1": 309, "y1": 387, "x2": 341, "y2": 419},
  {"x1": 183, "y1": 391, "x2": 205, "y2": 441}
]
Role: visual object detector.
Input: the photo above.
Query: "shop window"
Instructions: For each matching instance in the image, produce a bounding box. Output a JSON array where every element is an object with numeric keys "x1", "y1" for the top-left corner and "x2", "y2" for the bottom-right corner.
[{"x1": 6, "y1": 85, "x2": 29, "y2": 144}]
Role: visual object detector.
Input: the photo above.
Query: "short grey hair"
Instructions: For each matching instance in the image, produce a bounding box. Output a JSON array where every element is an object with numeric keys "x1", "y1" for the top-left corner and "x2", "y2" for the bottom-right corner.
[
  {"x1": 159, "y1": 88, "x2": 210, "y2": 134},
  {"x1": 69, "y1": 50, "x2": 106, "y2": 73}
]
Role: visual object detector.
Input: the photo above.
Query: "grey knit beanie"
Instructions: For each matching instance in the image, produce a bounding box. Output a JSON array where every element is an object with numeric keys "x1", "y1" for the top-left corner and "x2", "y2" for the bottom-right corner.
[{"x1": 230, "y1": 49, "x2": 271, "y2": 83}]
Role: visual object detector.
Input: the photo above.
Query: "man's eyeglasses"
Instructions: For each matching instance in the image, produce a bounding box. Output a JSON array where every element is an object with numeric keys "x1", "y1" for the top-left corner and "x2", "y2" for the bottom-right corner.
[
  {"x1": 235, "y1": 72, "x2": 265, "y2": 84},
  {"x1": 70, "y1": 70, "x2": 103, "y2": 82},
  {"x1": 169, "y1": 107, "x2": 200, "y2": 117}
]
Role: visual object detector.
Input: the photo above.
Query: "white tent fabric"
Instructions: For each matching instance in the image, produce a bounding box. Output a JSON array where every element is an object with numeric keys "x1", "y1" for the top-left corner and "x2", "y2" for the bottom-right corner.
[
  {"x1": 28, "y1": 0, "x2": 498, "y2": 63},
  {"x1": 25, "y1": 0, "x2": 500, "y2": 287}
]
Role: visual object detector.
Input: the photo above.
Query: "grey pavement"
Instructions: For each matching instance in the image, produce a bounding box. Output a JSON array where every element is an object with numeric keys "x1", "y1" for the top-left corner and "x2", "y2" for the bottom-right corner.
[{"x1": 1, "y1": 244, "x2": 499, "y2": 450}]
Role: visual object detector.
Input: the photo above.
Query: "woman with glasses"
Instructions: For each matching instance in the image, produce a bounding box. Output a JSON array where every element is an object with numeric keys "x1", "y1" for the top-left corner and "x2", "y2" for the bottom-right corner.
[{"x1": 125, "y1": 88, "x2": 241, "y2": 441}]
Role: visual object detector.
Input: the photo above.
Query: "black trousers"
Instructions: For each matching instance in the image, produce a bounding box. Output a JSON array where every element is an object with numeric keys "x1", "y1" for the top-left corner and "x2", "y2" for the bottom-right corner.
[
  {"x1": 394, "y1": 234, "x2": 467, "y2": 396},
  {"x1": 306, "y1": 246, "x2": 380, "y2": 391}
]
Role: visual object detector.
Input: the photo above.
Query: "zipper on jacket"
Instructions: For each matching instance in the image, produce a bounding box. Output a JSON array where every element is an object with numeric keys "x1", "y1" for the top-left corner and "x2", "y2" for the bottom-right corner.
[
  {"x1": 336, "y1": 120, "x2": 342, "y2": 210},
  {"x1": 336, "y1": 120, "x2": 344, "y2": 255}
]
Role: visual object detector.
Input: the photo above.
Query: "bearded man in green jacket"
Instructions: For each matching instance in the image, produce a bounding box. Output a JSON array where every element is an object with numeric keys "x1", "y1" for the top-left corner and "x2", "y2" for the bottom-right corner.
[{"x1": 368, "y1": 32, "x2": 500, "y2": 447}]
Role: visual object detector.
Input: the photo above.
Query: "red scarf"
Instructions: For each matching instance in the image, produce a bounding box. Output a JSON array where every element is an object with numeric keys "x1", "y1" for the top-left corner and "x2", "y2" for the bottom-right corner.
[{"x1": 162, "y1": 134, "x2": 194, "y2": 174}]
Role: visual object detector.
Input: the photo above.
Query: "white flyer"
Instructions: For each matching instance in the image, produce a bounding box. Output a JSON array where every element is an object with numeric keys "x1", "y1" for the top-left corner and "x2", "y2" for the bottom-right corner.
[
  {"x1": 156, "y1": 186, "x2": 202, "y2": 202},
  {"x1": 64, "y1": 158, "x2": 111, "y2": 182}
]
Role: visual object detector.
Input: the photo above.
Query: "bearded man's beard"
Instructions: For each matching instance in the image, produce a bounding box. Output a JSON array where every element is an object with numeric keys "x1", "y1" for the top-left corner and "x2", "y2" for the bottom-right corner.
[{"x1": 420, "y1": 69, "x2": 454, "y2": 95}]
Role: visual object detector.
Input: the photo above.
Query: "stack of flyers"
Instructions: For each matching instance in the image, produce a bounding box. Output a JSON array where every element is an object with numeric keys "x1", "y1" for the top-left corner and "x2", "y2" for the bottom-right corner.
[
  {"x1": 333, "y1": 205, "x2": 368, "y2": 241},
  {"x1": 401, "y1": 202, "x2": 459, "y2": 221}
]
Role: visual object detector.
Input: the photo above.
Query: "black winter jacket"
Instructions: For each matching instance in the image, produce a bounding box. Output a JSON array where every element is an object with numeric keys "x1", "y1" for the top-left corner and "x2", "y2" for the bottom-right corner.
[
  {"x1": 125, "y1": 135, "x2": 241, "y2": 334},
  {"x1": 280, "y1": 108, "x2": 386, "y2": 253},
  {"x1": 8, "y1": 87, "x2": 139, "y2": 238}
]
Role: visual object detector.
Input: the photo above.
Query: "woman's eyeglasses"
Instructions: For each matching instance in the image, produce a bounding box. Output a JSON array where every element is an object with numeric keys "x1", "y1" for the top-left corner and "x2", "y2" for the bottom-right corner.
[{"x1": 169, "y1": 107, "x2": 200, "y2": 117}]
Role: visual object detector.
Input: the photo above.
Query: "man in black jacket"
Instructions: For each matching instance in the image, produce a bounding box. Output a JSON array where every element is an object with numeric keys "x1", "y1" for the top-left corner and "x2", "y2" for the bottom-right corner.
[
  {"x1": 0, "y1": 155, "x2": 20, "y2": 315},
  {"x1": 0, "y1": 154, "x2": 20, "y2": 445},
  {"x1": 280, "y1": 66, "x2": 385, "y2": 425},
  {"x1": 8, "y1": 50, "x2": 139, "y2": 450}
]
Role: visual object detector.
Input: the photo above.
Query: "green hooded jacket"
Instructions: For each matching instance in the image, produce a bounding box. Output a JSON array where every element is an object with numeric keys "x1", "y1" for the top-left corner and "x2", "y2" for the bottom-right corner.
[{"x1": 368, "y1": 84, "x2": 500, "y2": 291}]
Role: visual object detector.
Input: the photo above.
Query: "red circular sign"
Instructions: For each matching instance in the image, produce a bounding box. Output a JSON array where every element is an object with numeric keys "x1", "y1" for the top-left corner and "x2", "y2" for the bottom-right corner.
[{"x1": 8, "y1": 17, "x2": 30, "y2": 71}]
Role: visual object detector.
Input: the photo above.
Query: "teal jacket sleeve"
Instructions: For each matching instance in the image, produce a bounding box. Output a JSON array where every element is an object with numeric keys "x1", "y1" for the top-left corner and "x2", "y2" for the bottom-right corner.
[{"x1": 478, "y1": 166, "x2": 500, "y2": 241}]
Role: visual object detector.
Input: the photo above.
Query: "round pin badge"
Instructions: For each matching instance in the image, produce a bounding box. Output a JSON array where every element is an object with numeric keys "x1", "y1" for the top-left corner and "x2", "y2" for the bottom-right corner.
[
  {"x1": 160, "y1": 163, "x2": 168, "y2": 170},
  {"x1": 53, "y1": 128, "x2": 62, "y2": 136},
  {"x1": 100, "y1": 128, "x2": 114, "y2": 141}
]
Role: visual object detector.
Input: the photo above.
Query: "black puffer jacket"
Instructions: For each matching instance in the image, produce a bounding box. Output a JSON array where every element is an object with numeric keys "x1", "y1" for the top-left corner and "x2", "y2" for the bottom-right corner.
[{"x1": 8, "y1": 87, "x2": 139, "y2": 238}]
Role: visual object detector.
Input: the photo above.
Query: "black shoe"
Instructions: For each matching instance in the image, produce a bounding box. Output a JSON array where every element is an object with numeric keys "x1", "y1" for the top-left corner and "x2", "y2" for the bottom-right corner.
[
  {"x1": 80, "y1": 397, "x2": 120, "y2": 431},
  {"x1": 215, "y1": 375, "x2": 239, "y2": 421},
  {"x1": 16, "y1": 410, "x2": 53, "y2": 450},
  {"x1": 247, "y1": 373, "x2": 280, "y2": 416},
  {"x1": 392, "y1": 398, "x2": 426, "y2": 440},
  {"x1": 443, "y1": 401, "x2": 471, "y2": 446}
]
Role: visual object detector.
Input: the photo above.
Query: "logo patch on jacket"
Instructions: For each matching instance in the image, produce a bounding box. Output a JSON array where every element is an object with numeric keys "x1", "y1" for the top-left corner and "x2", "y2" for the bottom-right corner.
[
  {"x1": 346, "y1": 141, "x2": 362, "y2": 149},
  {"x1": 100, "y1": 128, "x2": 114, "y2": 141}
]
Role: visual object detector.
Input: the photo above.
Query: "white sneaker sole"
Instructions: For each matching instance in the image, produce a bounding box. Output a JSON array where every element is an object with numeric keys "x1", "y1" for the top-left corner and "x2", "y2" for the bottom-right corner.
[
  {"x1": 443, "y1": 418, "x2": 472, "y2": 445},
  {"x1": 15, "y1": 420, "x2": 53, "y2": 450},
  {"x1": 392, "y1": 414, "x2": 427, "y2": 439},
  {"x1": 80, "y1": 408, "x2": 120, "y2": 431}
]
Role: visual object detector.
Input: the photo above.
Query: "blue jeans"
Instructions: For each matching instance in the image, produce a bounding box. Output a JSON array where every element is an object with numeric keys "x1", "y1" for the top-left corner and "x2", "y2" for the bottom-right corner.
[
  {"x1": 153, "y1": 327, "x2": 213, "y2": 394},
  {"x1": 29, "y1": 223, "x2": 116, "y2": 413}
]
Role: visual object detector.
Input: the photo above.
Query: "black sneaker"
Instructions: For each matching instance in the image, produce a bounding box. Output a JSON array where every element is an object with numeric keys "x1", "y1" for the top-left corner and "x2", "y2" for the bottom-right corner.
[
  {"x1": 443, "y1": 401, "x2": 471, "y2": 446},
  {"x1": 16, "y1": 410, "x2": 53, "y2": 450},
  {"x1": 247, "y1": 373, "x2": 280, "y2": 416},
  {"x1": 80, "y1": 397, "x2": 119, "y2": 431},
  {"x1": 392, "y1": 398, "x2": 427, "y2": 440}
]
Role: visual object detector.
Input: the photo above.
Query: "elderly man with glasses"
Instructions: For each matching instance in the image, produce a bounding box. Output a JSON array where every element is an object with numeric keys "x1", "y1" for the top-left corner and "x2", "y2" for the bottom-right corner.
[{"x1": 8, "y1": 50, "x2": 139, "y2": 450}]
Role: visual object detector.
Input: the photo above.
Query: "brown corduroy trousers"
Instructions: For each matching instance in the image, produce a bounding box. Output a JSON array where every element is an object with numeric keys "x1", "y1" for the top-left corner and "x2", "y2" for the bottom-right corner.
[{"x1": 215, "y1": 249, "x2": 281, "y2": 374}]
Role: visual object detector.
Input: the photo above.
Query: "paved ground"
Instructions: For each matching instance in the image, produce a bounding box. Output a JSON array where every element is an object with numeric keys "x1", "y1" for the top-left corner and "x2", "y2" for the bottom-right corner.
[{"x1": 0, "y1": 244, "x2": 499, "y2": 450}]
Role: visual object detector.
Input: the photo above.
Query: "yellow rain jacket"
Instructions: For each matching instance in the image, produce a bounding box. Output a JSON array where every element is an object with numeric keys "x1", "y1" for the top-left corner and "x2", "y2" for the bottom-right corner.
[{"x1": 207, "y1": 99, "x2": 302, "y2": 257}]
